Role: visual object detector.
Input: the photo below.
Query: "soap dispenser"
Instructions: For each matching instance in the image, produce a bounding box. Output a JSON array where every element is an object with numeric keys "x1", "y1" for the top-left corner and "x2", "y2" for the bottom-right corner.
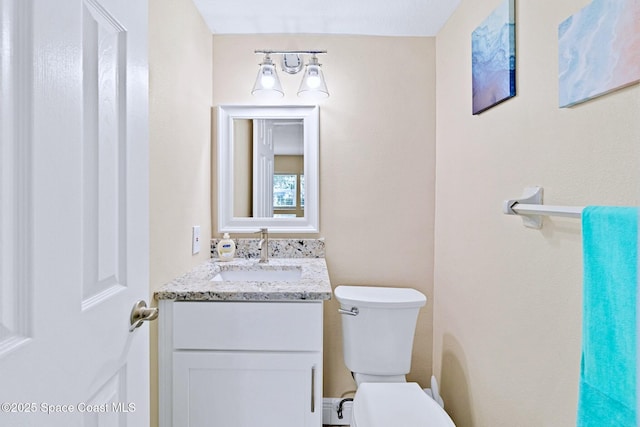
[{"x1": 217, "y1": 233, "x2": 236, "y2": 261}]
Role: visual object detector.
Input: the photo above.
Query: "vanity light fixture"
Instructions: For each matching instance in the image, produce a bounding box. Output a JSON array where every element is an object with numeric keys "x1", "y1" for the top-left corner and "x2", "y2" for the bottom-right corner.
[{"x1": 252, "y1": 50, "x2": 329, "y2": 98}]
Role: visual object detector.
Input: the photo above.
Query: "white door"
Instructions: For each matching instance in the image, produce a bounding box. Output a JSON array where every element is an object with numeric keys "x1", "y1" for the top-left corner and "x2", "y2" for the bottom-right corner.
[
  {"x1": 0, "y1": 0, "x2": 149, "y2": 425},
  {"x1": 253, "y1": 119, "x2": 275, "y2": 217}
]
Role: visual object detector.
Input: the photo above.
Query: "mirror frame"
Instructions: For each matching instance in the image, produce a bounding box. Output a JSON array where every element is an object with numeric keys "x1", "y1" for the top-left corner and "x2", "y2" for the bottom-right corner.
[{"x1": 217, "y1": 105, "x2": 320, "y2": 233}]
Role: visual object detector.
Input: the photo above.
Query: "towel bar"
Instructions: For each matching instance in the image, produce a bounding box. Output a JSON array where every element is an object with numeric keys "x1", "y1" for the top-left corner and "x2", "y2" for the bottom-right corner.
[{"x1": 503, "y1": 187, "x2": 584, "y2": 229}]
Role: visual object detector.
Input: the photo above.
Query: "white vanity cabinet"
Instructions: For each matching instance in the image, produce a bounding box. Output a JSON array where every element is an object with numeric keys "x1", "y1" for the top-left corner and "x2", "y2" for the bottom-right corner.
[{"x1": 158, "y1": 300, "x2": 324, "y2": 427}]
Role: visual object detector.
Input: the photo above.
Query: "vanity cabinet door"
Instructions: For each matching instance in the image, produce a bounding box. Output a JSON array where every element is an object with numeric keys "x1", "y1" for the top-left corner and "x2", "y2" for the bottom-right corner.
[{"x1": 173, "y1": 351, "x2": 322, "y2": 427}]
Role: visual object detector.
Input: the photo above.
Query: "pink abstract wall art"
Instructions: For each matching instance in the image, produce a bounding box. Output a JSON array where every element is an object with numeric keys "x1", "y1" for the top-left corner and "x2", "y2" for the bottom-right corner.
[{"x1": 558, "y1": 0, "x2": 640, "y2": 108}]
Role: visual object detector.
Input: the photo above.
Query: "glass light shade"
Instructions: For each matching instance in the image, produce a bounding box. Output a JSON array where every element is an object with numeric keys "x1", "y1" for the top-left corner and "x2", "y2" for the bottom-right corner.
[
  {"x1": 252, "y1": 59, "x2": 284, "y2": 98},
  {"x1": 297, "y1": 62, "x2": 329, "y2": 98}
]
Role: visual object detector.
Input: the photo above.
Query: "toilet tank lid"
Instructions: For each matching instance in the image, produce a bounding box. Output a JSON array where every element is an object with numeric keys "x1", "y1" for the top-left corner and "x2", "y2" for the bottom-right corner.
[{"x1": 334, "y1": 286, "x2": 426, "y2": 308}]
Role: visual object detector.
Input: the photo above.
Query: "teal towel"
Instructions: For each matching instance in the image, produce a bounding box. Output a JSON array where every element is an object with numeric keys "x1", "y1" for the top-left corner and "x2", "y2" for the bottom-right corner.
[{"x1": 578, "y1": 206, "x2": 638, "y2": 427}]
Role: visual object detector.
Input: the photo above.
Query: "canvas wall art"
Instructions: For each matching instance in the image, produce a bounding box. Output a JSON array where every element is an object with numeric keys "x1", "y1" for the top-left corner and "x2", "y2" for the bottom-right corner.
[
  {"x1": 558, "y1": 0, "x2": 640, "y2": 108},
  {"x1": 472, "y1": 0, "x2": 516, "y2": 115}
]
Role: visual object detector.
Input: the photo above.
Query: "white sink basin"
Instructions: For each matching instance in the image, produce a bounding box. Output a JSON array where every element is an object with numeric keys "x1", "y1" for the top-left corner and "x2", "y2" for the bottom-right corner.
[{"x1": 211, "y1": 267, "x2": 302, "y2": 282}]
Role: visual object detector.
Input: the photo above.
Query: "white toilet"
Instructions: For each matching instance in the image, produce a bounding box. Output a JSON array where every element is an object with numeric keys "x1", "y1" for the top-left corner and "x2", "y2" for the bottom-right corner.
[{"x1": 335, "y1": 285, "x2": 456, "y2": 427}]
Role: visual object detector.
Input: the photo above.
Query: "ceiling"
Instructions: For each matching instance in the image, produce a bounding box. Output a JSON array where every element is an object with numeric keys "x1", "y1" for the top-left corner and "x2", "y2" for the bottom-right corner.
[{"x1": 192, "y1": 0, "x2": 461, "y2": 37}]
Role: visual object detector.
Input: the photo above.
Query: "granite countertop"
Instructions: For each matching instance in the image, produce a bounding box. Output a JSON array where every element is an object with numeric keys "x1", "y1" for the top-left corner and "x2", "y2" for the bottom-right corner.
[{"x1": 154, "y1": 258, "x2": 332, "y2": 302}]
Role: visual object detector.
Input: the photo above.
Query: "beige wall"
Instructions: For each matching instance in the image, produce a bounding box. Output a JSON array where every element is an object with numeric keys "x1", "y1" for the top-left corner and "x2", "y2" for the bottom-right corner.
[
  {"x1": 212, "y1": 35, "x2": 437, "y2": 397},
  {"x1": 149, "y1": 0, "x2": 213, "y2": 425},
  {"x1": 433, "y1": 1, "x2": 640, "y2": 426}
]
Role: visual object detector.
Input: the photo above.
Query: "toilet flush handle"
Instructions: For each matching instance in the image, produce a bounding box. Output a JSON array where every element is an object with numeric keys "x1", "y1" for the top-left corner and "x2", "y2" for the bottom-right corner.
[{"x1": 338, "y1": 306, "x2": 359, "y2": 316}]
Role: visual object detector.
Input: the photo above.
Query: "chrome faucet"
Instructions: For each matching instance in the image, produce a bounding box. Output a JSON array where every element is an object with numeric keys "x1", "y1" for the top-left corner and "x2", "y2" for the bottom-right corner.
[{"x1": 257, "y1": 228, "x2": 269, "y2": 263}]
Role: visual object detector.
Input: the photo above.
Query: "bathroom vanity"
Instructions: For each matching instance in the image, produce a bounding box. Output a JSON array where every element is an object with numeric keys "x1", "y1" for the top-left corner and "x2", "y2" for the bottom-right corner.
[{"x1": 155, "y1": 257, "x2": 331, "y2": 427}]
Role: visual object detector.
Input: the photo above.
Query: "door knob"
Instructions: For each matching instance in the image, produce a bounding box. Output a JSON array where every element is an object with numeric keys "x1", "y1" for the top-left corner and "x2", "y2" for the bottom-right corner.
[{"x1": 129, "y1": 300, "x2": 159, "y2": 332}]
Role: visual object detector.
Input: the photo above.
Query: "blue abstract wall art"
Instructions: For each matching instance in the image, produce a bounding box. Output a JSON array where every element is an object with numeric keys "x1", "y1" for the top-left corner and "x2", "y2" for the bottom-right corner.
[
  {"x1": 558, "y1": 0, "x2": 640, "y2": 108},
  {"x1": 472, "y1": 0, "x2": 516, "y2": 115}
]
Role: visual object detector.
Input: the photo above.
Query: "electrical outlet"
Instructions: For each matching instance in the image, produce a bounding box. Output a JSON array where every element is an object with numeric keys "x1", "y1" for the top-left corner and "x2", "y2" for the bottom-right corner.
[{"x1": 192, "y1": 226, "x2": 200, "y2": 254}]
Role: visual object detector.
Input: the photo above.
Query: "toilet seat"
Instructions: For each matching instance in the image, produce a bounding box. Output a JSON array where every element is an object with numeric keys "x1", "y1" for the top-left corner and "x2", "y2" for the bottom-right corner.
[{"x1": 351, "y1": 382, "x2": 456, "y2": 427}]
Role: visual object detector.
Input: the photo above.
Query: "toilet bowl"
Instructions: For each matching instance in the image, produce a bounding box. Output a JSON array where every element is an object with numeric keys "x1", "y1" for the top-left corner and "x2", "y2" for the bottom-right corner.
[
  {"x1": 335, "y1": 285, "x2": 456, "y2": 426},
  {"x1": 351, "y1": 382, "x2": 455, "y2": 427}
]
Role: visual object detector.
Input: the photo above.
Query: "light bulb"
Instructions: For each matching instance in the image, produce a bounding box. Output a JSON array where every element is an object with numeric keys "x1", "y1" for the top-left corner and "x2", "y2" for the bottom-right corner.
[
  {"x1": 304, "y1": 66, "x2": 321, "y2": 88},
  {"x1": 306, "y1": 74, "x2": 321, "y2": 89},
  {"x1": 261, "y1": 73, "x2": 275, "y2": 89}
]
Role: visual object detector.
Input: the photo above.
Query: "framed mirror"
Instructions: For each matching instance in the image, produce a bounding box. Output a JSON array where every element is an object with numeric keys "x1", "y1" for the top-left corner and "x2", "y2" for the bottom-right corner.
[{"x1": 217, "y1": 105, "x2": 319, "y2": 233}]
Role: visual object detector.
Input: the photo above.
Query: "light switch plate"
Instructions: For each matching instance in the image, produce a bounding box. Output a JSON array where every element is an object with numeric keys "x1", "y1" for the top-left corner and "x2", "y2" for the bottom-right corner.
[{"x1": 192, "y1": 226, "x2": 200, "y2": 254}]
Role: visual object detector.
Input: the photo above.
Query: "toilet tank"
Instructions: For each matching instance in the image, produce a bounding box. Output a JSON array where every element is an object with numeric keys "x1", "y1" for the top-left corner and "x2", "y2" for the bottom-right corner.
[{"x1": 335, "y1": 286, "x2": 426, "y2": 377}]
